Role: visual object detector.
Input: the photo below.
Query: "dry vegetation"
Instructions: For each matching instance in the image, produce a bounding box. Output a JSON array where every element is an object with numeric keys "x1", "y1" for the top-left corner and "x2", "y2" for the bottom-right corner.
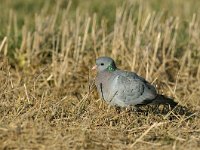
[{"x1": 0, "y1": 0, "x2": 200, "y2": 149}]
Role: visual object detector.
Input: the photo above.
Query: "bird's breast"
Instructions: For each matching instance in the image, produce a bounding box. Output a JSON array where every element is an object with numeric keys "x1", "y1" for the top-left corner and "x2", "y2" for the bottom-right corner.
[{"x1": 95, "y1": 71, "x2": 115, "y2": 100}]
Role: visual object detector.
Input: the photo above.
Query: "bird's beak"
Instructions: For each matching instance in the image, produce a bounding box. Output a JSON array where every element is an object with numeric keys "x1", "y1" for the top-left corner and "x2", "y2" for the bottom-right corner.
[{"x1": 92, "y1": 65, "x2": 97, "y2": 70}]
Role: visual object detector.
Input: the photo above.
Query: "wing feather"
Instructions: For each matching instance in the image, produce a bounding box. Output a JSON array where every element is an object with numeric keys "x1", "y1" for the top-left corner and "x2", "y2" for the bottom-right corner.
[{"x1": 108, "y1": 71, "x2": 157, "y2": 106}]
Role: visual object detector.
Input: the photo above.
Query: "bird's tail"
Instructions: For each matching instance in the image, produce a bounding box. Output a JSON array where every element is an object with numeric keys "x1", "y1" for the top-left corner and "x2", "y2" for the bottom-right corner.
[{"x1": 151, "y1": 94, "x2": 178, "y2": 108}]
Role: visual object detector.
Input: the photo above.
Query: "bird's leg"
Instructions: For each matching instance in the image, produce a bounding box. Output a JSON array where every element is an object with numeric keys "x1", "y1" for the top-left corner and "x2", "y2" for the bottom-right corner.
[
  {"x1": 162, "y1": 104, "x2": 171, "y2": 114},
  {"x1": 115, "y1": 106, "x2": 121, "y2": 114}
]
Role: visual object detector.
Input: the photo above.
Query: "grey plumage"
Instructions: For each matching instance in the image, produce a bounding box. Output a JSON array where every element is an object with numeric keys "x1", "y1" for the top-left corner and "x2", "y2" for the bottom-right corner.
[{"x1": 93, "y1": 56, "x2": 177, "y2": 108}]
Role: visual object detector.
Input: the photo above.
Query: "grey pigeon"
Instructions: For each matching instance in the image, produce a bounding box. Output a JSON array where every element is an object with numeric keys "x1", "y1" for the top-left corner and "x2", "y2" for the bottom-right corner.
[{"x1": 93, "y1": 56, "x2": 177, "y2": 108}]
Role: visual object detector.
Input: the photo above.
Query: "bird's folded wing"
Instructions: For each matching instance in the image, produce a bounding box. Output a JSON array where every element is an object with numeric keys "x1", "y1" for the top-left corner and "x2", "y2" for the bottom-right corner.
[{"x1": 108, "y1": 72, "x2": 157, "y2": 105}]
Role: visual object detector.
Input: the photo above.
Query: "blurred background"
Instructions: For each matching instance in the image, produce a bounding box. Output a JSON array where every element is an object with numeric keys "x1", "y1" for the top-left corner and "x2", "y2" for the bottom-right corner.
[{"x1": 1, "y1": 0, "x2": 200, "y2": 61}]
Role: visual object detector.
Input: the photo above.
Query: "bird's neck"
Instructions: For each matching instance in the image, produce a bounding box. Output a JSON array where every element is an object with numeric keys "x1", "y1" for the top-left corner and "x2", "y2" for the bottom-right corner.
[{"x1": 106, "y1": 64, "x2": 117, "y2": 72}]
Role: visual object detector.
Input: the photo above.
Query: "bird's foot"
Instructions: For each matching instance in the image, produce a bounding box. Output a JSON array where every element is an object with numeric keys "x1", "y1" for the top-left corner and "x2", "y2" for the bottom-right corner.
[{"x1": 115, "y1": 106, "x2": 121, "y2": 114}]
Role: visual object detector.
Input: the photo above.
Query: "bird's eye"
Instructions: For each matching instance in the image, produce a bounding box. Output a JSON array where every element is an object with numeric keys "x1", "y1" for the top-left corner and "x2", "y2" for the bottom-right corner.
[{"x1": 100, "y1": 63, "x2": 104, "y2": 66}]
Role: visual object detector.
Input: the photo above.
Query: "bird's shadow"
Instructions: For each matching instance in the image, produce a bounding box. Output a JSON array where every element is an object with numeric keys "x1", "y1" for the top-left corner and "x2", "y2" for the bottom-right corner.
[{"x1": 115, "y1": 104, "x2": 197, "y2": 120}]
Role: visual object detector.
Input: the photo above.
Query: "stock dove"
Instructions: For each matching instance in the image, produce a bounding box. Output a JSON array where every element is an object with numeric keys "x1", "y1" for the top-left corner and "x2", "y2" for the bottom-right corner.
[{"x1": 92, "y1": 56, "x2": 177, "y2": 108}]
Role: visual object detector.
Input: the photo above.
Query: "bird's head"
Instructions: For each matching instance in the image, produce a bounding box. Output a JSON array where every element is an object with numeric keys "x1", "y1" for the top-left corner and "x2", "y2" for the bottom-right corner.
[{"x1": 92, "y1": 56, "x2": 117, "y2": 72}]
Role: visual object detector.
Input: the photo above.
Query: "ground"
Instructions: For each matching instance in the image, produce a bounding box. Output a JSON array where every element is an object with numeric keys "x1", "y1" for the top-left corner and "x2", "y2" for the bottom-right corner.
[{"x1": 0, "y1": 0, "x2": 200, "y2": 149}]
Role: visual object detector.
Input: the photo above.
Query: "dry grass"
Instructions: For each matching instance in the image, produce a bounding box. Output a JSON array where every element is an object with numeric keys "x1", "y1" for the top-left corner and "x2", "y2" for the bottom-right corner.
[{"x1": 0, "y1": 0, "x2": 200, "y2": 149}]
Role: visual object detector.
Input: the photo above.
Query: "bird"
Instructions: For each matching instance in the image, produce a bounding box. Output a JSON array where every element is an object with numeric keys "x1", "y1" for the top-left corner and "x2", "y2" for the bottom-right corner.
[{"x1": 92, "y1": 56, "x2": 178, "y2": 108}]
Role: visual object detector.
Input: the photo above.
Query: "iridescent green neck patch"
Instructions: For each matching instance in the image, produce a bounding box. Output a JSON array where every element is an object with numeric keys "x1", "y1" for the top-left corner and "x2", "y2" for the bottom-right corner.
[{"x1": 107, "y1": 64, "x2": 116, "y2": 72}]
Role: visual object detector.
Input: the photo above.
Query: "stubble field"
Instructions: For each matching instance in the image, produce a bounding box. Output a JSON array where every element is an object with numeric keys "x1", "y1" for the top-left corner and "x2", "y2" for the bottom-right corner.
[{"x1": 0, "y1": 0, "x2": 200, "y2": 149}]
